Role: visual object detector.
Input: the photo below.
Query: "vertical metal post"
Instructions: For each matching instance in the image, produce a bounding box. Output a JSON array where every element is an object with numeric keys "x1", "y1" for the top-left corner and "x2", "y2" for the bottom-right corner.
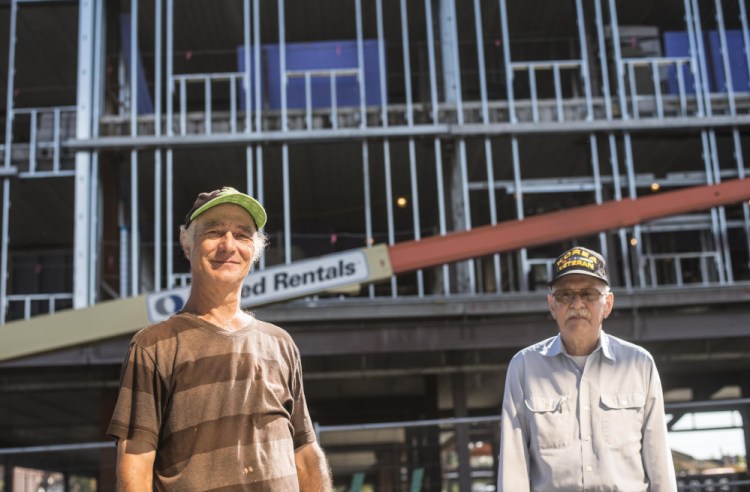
[
  {"x1": 708, "y1": 131, "x2": 733, "y2": 283},
  {"x1": 231, "y1": 75, "x2": 237, "y2": 133},
  {"x1": 553, "y1": 64, "x2": 564, "y2": 121},
  {"x1": 279, "y1": 0, "x2": 287, "y2": 132},
  {"x1": 652, "y1": 61, "x2": 664, "y2": 118},
  {"x1": 588, "y1": 136, "x2": 607, "y2": 259},
  {"x1": 166, "y1": 0, "x2": 174, "y2": 288},
  {"x1": 243, "y1": 0, "x2": 251, "y2": 132},
  {"x1": 605, "y1": 0, "x2": 633, "y2": 288},
  {"x1": 1, "y1": 0, "x2": 19, "y2": 322},
  {"x1": 355, "y1": 0, "x2": 366, "y2": 126},
  {"x1": 73, "y1": 0, "x2": 97, "y2": 309},
  {"x1": 608, "y1": 134, "x2": 632, "y2": 288},
  {"x1": 473, "y1": 0, "x2": 500, "y2": 293},
  {"x1": 400, "y1": 0, "x2": 424, "y2": 296},
  {"x1": 29, "y1": 111, "x2": 37, "y2": 173},
  {"x1": 714, "y1": 0, "x2": 736, "y2": 114},
  {"x1": 622, "y1": 133, "x2": 644, "y2": 287},
  {"x1": 154, "y1": 0, "x2": 162, "y2": 292},
  {"x1": 499, "y1": 0, "x2": 515, "y2": 122},
  {"x1": 689, "y1": 0, "x2": 713, "y2": 116},
  {"x1": 510, "y1": 136, "x2": 528, "y2": 291},
  {"x1": 89, "y1": 0, "x2": 105, "y2": 303},
  {"x1": 205, "y1": 79, "x2": 212, "y2": 134},
  {"x1": 529, "y1": 66, "x2": 538, "y2": 122},
  {"x1": 253, "y1": 0, "x2": 262, "y2": 134},
  {"x1": 687, "y1": 0, "x2": 727, "y2": 285},
  {"x1": 500, "y1": 0, "x2": 525, "y2": 290},
  {"x1": 278, "y1": 0, "x2": 291, "y2": 264},
  {"x1": 443, "y1": 0, "x2": 475, "y2": 293},
  {"x1": 376, "y1": 0, "x2": 397, "y2": 297},
  {"x1": 607, "y1": 0, "x2": 628, "y2": 120},
  {"x1": 425, "y1": 0, "x2": 450, "y2": 295},
  {"x1": 683, "y1": 0, "x2": 706, "y2": 117},
  {"x1": 575, "y1": 0, "x2": 593, "y2": 119},
  {"x1": 593, "y1": 0, "x2": 612, "y2": 120},
  {"x1": 53, "y1": 108, "x2": 61, "y2": 172},
  {"x1": 255, "y1": 146, "x2": 266, "y2": 269},
  {"x1": 356, "y1": 0, "x2": 373, "y2": 296},
  {"x1": 130, "y1": 0, "x2": 140, "y2": 296}
]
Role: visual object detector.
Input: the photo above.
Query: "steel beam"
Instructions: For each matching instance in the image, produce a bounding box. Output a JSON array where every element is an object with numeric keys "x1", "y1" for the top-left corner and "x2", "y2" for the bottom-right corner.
[{"x1": 388, "y1": 179, "x2": 750, "y2": 274}]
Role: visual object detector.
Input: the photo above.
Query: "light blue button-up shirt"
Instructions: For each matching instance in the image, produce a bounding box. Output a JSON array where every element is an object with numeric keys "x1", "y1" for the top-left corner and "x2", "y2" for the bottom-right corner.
[{"x1": 498, "y1": 331, "x2": 677, "y2": 492}]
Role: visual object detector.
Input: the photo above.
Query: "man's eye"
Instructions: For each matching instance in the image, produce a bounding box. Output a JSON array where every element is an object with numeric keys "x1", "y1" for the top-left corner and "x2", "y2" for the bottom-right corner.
[
  {"x1": 580, "y1": 289, "x2": 601, "y2": 301},
  {"x1": 553, "y1": 290, "x2": 574, "y2": 302}
]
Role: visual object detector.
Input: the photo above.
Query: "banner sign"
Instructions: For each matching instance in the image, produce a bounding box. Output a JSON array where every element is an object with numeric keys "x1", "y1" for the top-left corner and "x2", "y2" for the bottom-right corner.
[{"x1": 145, "y1": 249, "x2": 374, "y2": 323}]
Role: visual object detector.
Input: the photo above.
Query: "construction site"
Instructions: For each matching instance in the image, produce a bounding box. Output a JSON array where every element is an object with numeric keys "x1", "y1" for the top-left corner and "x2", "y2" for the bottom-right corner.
[{"x1": 1, "y1": 0, "x2": 750, "y2": 490}]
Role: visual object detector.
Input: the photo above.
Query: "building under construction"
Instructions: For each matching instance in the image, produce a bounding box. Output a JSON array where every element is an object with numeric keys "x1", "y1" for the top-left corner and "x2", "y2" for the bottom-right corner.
[{"x1": 1, "y1": 0, "x2": 750, "y2": 490}]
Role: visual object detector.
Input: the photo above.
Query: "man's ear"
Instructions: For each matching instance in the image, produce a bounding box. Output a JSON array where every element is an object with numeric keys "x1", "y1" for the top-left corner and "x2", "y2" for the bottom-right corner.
[
  {"x1": 179, "y1": 227, "x2": 191, "y2": 258},
  {"x1": 547, "y1": 294, "x2": 556, "y2": 319}
]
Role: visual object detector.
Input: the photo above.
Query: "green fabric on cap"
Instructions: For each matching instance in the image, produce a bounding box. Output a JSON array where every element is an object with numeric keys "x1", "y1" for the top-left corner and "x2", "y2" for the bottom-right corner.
[{"x1": 186, "y1": 187, "x2": 267, "y2": 230}]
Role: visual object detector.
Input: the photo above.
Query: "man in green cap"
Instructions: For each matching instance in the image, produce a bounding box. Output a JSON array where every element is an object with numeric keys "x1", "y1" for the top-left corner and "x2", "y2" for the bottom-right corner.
[{"x1": 109, "y1": 187, "x2": 332, "y2": 491}]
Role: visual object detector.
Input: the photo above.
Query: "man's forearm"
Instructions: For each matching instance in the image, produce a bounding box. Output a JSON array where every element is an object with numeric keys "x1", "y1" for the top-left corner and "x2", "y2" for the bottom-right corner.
[
  {"x1": 295, "y1": 442, "x2": 333, "y2": 492},
  {"x1": 116, "y1": 440, "x2": 155, "y2": 492}
]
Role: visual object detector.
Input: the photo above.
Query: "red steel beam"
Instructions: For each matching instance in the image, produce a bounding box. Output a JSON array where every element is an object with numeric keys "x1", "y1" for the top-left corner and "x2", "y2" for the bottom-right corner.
[{"x1": 388, "y1": 178, "x2": 750, "y2": 274}]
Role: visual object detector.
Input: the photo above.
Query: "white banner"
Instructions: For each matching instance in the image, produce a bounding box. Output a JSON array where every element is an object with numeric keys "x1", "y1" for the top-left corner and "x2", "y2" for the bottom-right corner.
[{"x1": 145, "y1": 249, "x2": 373, "y2": 323}]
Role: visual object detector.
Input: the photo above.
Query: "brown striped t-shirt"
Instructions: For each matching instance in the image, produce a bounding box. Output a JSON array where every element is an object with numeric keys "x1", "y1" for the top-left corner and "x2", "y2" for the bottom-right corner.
[{"x1": 108, "y1": 312, "x2": 316, "y2": 491}]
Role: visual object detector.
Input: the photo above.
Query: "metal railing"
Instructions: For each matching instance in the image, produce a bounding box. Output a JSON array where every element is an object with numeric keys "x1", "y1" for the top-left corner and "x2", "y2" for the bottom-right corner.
[
  {"x1": 5, "y1": 293, "x2": 74, "y2": 321},
  {"x1": 4, "y1": 106, "x2": 77, "y2": 177}
]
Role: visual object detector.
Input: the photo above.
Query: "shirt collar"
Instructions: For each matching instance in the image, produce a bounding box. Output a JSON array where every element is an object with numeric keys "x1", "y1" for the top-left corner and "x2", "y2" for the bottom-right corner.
[{"x1": 541, "y1": 331, "x2": 615, "y2": 361}]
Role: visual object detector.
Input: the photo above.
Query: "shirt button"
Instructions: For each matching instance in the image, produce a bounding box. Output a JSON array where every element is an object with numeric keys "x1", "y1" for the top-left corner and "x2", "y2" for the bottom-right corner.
[
  {"x1": 586, "y1": 466, "x2": 593, "y2": 472},
  {"x1": 584, "y1": 435, "x2": 591, "y2": 441},
  {"x1": 582, "y1": 406, "x2": 590, "y2": 411},
  {"x1": 622, "y1": 400, "x2": 628, "y2": 405}
]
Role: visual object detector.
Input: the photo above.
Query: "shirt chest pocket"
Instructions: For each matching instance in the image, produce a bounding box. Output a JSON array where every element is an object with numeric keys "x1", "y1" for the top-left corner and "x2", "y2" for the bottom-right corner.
[
  {"x1": 600, "y1": 392, "x2": 646, "y2": 447},
  {"x1": 524, "y1": 395, "x2": 570, "y2": 450}
]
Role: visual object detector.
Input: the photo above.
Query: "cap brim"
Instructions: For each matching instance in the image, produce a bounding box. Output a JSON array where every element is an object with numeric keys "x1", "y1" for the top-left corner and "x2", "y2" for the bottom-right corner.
[
  {"x1": 548, "y1": 269, "x2": 609, "y2": 286},
  {"x1": 190, "y1": 194, "x2": 267, "y2": 230}
]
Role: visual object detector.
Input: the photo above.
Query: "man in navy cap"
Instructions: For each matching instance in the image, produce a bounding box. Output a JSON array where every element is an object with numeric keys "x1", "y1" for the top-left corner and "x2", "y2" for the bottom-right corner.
[{"x1": 498, "y1": 246, "x2": 676, "y2": 491}]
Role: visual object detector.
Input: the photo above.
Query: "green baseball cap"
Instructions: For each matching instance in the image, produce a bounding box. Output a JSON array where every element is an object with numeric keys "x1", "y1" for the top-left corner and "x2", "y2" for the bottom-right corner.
[{"x1": 184, "y1": 187, "x2": 266, "y2": 230}]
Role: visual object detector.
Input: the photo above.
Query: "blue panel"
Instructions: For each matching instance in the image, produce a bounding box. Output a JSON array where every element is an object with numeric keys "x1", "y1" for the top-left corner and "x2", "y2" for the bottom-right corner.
[
  {"x1": 119, "y1": 15, "x2": 154, "y2": 115},
  {"x1": 709, "y1": 30, "x2": 750, "y2": 94},
  {"x1": 236, "y1": 46, "x2": 257, "y2": 111},
  {"x1": 663, "y1": 31, "x2": 702, "y2": 95},
  {"x1": 263, "y1": 40, "x2": 383, "y2": 110}
]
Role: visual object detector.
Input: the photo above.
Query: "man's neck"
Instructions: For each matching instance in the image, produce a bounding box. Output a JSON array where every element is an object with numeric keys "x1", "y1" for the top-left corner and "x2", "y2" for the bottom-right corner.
[
  {"x1": 561, "y1": 333, "x2": 601, "y2": 356},
  {"x1": 182, "y1": 284, "x2": 252, "y2": 331}
]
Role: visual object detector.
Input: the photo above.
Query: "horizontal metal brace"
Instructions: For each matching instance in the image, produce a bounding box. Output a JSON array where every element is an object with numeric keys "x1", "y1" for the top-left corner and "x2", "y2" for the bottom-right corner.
[
  {"x1": 64, "y1": 115, "x2": 750, "y2": 151},
  {"x1": 0, "y1": 166, "x2": 18, "y2": 177}
]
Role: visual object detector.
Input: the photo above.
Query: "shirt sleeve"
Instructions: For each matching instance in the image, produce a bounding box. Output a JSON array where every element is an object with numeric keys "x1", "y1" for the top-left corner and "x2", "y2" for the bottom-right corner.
[
  {"x1": 641, "y1": 358, "x2": 678, "y2": 492},
  {"x1": 498, "y1": 355, "x2": 532, "y2": 492},
  {"x1": 290, "y1": 344, "x2": 316, "y2": 450},
  {"x1": 107, "y1": 342, "x2": 166, "y2": 450}
]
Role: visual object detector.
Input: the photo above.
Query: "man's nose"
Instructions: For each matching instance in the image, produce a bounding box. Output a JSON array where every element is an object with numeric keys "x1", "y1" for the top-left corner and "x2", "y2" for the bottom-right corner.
[
  {"x1": 570, "y1": 292, "x2": 586, "y2": 307},
  {"x1": 218, "y1": 231, "x2": 236, "y2": 250}
]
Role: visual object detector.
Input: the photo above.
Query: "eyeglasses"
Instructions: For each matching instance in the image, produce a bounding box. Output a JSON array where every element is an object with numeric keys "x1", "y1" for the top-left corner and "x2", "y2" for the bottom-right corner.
[{"x1": 551, "y1": 288, "x2": 607, "y2": 304}]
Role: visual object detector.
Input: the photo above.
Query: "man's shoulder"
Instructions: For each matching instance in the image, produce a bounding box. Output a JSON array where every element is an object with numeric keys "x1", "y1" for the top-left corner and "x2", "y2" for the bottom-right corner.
[
  {"x1": 604, "y1": 332, "x2": 654, "y2": 363},
  {"x1": 131, "y1": 313, "x2": 196, "y2": 348},
  {"x1": 253, "y1": 318, "x2": 297, "y2": 346},
  {"x1": 512, "y1": 336, "x2": 559, "y2": 361}
]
